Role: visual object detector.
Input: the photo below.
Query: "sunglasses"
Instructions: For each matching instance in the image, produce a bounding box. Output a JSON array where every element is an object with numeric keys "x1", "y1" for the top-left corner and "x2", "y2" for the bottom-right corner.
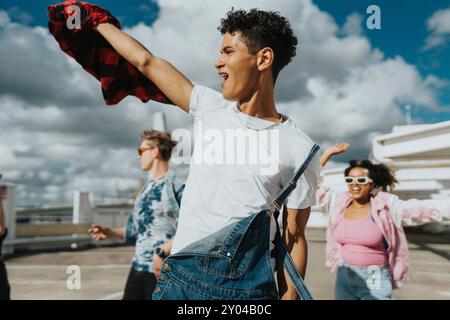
[
  {"x1": 344, "y1": 176, "x2": 373, "y2": 185},
  {"x1": 137, "y1": 146, "x2": 155, "y2": 157}
]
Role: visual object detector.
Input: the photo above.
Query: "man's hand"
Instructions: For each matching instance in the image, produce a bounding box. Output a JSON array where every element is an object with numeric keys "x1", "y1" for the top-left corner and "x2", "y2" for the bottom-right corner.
[
  {"x1": 152, "y1": 254, "x2": 164, "y2": 278},
  {"x1": 153, "y1": 239, "x2": 174, "y2": 277},
  {"x1": 0, "y1": 225, "x2": 5, "y2": 236},
  {"x1": 88, "y1": 224, "x2": 108, "y2": 241}
]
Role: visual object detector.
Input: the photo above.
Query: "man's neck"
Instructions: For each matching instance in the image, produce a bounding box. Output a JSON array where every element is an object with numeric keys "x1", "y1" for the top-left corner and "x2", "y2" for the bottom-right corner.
[
  {"x1": 149, "y1": 160, "x2": 169, "y2": 181},
  {"x1": 237, "y1": 79, "x2": 280, "y2": 122}
]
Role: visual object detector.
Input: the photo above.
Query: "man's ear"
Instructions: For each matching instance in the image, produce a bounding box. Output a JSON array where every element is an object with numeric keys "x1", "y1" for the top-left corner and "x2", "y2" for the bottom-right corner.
[
  {"x1": 256, "y1": 47, "x2": 274, "y2": 72},
  {"x1": 154, "y1": 148, "x2": 161, "y2": 159}
]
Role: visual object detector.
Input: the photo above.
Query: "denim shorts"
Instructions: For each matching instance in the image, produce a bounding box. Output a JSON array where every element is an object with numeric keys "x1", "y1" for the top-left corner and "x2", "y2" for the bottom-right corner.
[{"x1": 335, "y1": 262, "x2": 393, "y2": 300}]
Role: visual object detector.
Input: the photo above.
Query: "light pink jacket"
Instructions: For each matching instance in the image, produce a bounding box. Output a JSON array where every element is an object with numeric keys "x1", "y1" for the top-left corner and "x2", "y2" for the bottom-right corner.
[{"x1": 318, "y1": 185, "x2": 450, "y2": 289}]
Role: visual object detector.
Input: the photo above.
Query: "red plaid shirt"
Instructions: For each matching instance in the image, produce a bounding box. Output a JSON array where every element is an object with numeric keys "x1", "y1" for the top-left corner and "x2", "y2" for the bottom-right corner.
[{"x1": 48, "y1": 1, "x2": 172, "y2": 106}]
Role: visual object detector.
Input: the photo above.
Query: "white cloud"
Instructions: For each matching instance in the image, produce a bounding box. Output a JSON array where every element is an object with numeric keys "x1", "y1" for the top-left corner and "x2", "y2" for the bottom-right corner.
[
  {"x1": 281, "y1": 57, "x2": 427, "y2": 146},
  {"x1": 0, "y1": 0, "x2": 448, "y2": 206},
  {"x1": 341, "y1": 12, "x2": 363, "y2": 36},
  {"x1": 423, "y1": 8, "x2": 450, "y2": 50},
  {"x1": 0, "y1": 10, "x2": 10, "y2": 27},
  {"x1": 0, "y1": 11, "x2": 102, "y2": 107}
]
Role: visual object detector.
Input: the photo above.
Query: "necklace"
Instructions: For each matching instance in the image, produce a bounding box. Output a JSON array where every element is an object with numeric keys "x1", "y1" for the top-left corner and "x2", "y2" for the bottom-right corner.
[
  {"x1": 275, "y1": 113, "x2": 284, "y2": 124},
  {"x1": 233, "y1": 104, "x2": 285, "y2": 130}
]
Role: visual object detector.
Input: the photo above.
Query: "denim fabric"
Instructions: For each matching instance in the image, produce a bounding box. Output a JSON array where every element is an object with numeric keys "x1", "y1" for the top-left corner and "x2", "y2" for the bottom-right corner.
[
  {"x1": 153, "y1": 209, "x2": 280, "y2": 300},
  {"x1": 335, "y1": 262, "x2": 393, "y2": 300},
  {"x1": 153, "y1": 208, "x2": 313, "y2": 300},
  {"x1": 153, "y1": 144, "x2": 318, "y2": 300}
]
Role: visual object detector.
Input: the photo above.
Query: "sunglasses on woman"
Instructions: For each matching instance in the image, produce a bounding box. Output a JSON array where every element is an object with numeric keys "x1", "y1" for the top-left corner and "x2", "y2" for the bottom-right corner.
[{"x1": 344, "y1": 176, "x2": 373, "y2": 185}]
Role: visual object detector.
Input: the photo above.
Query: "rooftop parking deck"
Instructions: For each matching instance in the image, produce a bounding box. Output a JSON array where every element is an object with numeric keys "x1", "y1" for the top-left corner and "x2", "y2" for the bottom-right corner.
[{"x1": 4, "y1": 228, "x2": 450, "y2": 300}]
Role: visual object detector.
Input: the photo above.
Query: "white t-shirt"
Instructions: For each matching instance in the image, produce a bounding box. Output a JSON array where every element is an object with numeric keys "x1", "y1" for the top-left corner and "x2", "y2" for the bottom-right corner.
[{"x1": 171, "y1": 85, "x2": 320, "y2": 254}]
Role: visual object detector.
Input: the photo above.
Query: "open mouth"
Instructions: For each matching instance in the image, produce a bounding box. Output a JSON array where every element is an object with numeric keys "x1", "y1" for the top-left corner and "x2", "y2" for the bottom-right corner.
[
  {"x1": 218, "y1": 72, "x2": 229, "y2": 86},
  {"x1": 351, "y1": 187, "x2": 361, "y2": 193}
]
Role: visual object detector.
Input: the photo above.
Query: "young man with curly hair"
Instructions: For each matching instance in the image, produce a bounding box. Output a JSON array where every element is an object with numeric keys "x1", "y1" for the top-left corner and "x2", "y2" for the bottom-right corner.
[{"x1": 95, "y1": 8, "x2": 320, "y2": 299}]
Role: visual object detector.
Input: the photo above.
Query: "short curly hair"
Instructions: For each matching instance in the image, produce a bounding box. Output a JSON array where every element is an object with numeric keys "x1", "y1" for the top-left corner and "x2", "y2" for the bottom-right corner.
[{"x1": 218, "y1": 8, "x2": 298, "y2": 82}]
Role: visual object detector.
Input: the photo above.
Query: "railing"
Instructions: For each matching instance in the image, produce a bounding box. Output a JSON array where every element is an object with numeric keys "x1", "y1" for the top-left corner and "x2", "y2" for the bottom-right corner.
[
  {"x1": 16, "y1": 206, "x2": 73, "y2": 224},
  {"x1": 1, "y1": 186, "x2": 134, "y2": 254}
]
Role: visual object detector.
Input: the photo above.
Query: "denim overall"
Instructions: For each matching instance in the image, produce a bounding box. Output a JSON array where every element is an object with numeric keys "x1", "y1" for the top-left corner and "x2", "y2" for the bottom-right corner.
[{"x1": 153, "y1": 144, "x2": 320, "y2": 300}]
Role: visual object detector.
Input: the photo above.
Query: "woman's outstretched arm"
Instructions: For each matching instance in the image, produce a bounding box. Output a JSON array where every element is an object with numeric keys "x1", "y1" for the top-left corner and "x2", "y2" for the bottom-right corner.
[{"x1": 391, "y1": 196, "x2": 450, "y2": 226}]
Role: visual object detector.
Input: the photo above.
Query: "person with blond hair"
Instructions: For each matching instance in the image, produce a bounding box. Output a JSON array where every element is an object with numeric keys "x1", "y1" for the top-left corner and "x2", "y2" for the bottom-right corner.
[{"x1": 89, "y1": 130, "x2": 184, "y2": 300}]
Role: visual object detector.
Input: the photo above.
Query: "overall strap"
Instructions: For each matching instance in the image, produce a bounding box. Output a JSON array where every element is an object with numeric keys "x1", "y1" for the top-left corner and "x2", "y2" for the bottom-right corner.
[
  {"x1": 272, "y1": 144, "x2": 320, "y2": 300},
  {"x1": 270, "y1": 144, "x2": 320, "y2": 214},
  {"x1": 274, "y1": 221, "x2": 314, "y2": 300}
]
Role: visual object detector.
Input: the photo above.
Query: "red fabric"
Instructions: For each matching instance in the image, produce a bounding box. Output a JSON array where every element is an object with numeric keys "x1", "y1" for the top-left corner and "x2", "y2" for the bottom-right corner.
[{"x1": 48, "y1": 1, "x2": 172, "y2": 106}]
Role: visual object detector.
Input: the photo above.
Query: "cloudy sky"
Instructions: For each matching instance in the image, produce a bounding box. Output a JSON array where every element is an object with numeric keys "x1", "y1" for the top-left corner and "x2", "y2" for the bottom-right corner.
[{"x1": 0, "y1": 0, "x2": 449, "y2": 207}]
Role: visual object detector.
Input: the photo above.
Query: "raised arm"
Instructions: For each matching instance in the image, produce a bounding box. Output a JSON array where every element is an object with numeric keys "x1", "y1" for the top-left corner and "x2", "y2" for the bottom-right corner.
[
  {"x1": 320, "y1": 143, "x2": 350, "y2": 167},
  {"x1": 96, "y1": 23, "x2": 193, "y2": 112},
  {"x1": 316, "y1": 143, "x2": 349, "y2": 212}
]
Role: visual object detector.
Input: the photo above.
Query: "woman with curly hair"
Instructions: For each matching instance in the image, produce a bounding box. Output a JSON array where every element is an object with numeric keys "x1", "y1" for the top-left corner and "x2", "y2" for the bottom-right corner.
[{"x1": 319, "y1": 144, "x2": 450, "y2": 300}]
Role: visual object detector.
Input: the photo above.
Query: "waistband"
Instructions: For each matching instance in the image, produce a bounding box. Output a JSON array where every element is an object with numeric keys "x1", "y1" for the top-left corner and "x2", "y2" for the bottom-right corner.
[{"x1": 339, "y1": 261, "x2": 389, "y2": 271}]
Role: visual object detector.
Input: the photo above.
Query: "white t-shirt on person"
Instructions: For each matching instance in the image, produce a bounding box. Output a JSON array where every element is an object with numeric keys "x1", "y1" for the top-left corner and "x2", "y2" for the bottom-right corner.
[{"x1": 171, "y1": 85, "x2": 320, "y2": 254}]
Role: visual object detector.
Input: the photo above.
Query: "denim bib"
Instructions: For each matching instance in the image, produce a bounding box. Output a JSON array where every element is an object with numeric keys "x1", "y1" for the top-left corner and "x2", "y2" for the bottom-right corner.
[{"x1": 153, "y1": 144, "x2": 320, "y2": 300}]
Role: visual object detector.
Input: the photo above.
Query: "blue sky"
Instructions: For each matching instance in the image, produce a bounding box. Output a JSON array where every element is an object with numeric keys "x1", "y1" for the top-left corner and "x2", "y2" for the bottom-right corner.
[
  {"x1": 2, "y1": 0, "x2": 449, "y2": 123},
  {"x1": 0, "y1": 0, "x2": 160, "y2": 27},
  {"x1": 314, "y1": 0, "x2": 450, "y2": 122},
  {"x1": 315, "y1": 0, "x2": 450, "y2": 76}
]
